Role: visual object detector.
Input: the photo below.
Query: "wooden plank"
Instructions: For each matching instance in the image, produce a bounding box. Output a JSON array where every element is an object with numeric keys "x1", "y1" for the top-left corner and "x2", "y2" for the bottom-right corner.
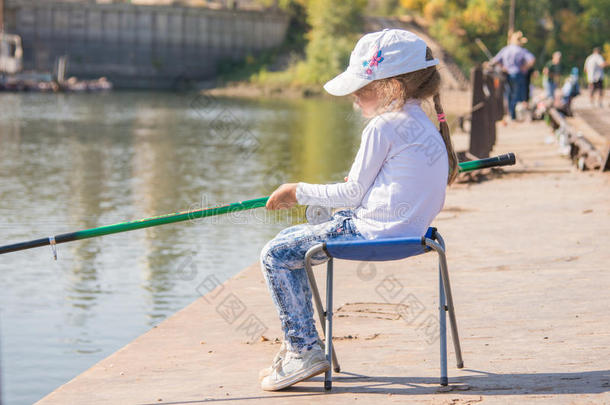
[
  {"x1": 548, "y1": 108, "x2": 604, "y2": 171},
  {"x1": 571, "y1": 108, "x2": 610, "y2": 149}
]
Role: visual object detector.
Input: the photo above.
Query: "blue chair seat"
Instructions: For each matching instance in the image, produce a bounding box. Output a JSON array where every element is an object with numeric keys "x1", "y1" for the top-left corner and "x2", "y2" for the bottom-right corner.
[{"x1": 324, "y1": 227, "x2": 437, "y2": 261}]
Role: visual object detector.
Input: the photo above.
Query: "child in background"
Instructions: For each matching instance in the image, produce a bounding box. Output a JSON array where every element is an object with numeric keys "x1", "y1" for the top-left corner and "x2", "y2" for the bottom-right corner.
[
  {"x1": 555, "y1": 67, "x2": 581, "y2": 117},
  {"x1": 259, "y1": 29, "x2": 459, "y2": 391}
]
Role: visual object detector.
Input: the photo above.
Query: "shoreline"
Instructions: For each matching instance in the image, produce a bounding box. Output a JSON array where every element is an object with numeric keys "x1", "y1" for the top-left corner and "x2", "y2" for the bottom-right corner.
[{"x1": 204, "y1": 82, "x2": 474, "y2": 115}]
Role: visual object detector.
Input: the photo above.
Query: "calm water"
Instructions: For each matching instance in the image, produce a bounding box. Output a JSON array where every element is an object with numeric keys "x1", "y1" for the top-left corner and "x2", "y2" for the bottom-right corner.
[{"x1": 0, "y1": 91, "x2": 363, "y2": 404}]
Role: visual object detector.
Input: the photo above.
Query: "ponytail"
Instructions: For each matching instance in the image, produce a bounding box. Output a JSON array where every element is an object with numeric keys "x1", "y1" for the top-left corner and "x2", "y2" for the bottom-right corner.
[{"x1": 433, "y1": 93, "x2": 459, "y2": 185}]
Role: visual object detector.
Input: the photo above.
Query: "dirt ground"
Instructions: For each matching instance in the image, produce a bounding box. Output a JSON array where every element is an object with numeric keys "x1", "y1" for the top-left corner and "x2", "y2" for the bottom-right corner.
[{"x1": 38, "y1": 118, "x2": 610, "y2": 405}]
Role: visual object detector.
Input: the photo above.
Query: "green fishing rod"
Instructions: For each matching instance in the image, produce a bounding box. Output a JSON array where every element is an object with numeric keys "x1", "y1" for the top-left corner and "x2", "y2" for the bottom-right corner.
[{"x1": 0, "y1": 153, "x2": 515, "y2": 256}]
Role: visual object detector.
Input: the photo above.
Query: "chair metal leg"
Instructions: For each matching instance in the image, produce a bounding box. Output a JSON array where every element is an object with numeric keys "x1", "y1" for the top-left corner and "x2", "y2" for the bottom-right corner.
[
  {"x1": 324, "y1": 258, "x2": 334, "y2": 390},
  {"x1": 304, "y1": 245, "x2": 340, "y2": 372},
  {"x1": 439, "y1": 266, "x2": 448, "y2": 386},
  {"x1": 426, "y1": 237, "x2": 464, "y2": 370},
  {"x1": 440, "y1": 252, "x2": 464, "y2": 369}
]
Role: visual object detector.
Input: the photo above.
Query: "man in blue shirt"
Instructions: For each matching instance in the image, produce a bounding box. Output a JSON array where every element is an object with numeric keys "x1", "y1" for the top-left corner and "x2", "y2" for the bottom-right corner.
[{"x1": 491, "y1": 31, "x2": 536, "y2": 119}]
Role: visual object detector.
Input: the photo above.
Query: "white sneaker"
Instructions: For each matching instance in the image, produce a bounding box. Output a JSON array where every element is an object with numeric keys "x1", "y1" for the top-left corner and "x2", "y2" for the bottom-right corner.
[
  {"x1": 258, "y1": 340, "x2": 287, "y2": 381},
  {"x1": 260, "y1": 345, "x2": 330, "y2": 391},
  {"x1": 258, "y1": 339, "x2": 325, "y2": 381}
]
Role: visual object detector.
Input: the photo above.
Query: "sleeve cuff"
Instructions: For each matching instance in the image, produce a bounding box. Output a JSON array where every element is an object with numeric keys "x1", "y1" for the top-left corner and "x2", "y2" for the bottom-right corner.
[{"x1": 295, "y1": 182, "x2": 308, "y2": 205}]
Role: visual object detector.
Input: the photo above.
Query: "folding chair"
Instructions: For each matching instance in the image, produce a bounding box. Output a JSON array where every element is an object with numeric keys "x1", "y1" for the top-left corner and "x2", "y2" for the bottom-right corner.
[{"x1": 303, "y1": 227, "x2": 463, "y2": 390}]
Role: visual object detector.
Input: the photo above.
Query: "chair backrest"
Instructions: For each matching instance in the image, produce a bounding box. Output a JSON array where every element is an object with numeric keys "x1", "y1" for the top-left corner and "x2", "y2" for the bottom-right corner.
[{"x1": 324, "y1": 227, "x2": 437, "y2": 262}]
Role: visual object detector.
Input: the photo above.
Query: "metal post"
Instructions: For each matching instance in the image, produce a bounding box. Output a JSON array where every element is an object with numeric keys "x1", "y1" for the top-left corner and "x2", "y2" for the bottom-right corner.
[
  {"x1": 324, "y1": 257, "x2": 334, "y2": 390},
  {"x1": 439, "y1": 265, "x2": 448, "y2": 386},
  {"x1": 426, "y1": 237, "x2": 464, "y2": 369},
  {"x1": 304, "y1": 245, "x2": 340, "y2": 372},
  {"x1": 485, "y1": 72, "x2": 497, "y2": 150},
  {"x1": 439, "y1": 253, "x2": 463, "y2": 368}
]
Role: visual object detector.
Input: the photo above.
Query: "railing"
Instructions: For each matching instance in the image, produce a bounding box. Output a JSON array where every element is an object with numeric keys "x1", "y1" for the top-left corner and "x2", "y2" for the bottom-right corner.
[
  {"x1": 547, "y1": 108, "x2": 610, "y2": 171},
  {"x1": 463, "y1": 65, "x2": 609, "y2": 172}
]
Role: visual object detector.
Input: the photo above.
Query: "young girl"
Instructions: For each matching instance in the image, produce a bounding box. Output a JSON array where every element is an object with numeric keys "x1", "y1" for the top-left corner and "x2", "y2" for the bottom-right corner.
[{"x1": 259, "y1": 29, "x2": 458, "y2": 391}]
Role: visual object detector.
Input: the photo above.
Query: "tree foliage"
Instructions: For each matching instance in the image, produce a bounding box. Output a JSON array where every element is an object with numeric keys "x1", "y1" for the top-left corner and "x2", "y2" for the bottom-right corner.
[
  {"x1": 250, "y1": 0, "x2": 366, "y2": 85},
  {"x1": 295, "y1": 0, "x2": 367, "y2": 84},
  {"x1": 249, "y1": 0, "x2": 610, "y2": 86},
  {"x1": 398, "y1": 0, "x2": 610, "y2": 72}
]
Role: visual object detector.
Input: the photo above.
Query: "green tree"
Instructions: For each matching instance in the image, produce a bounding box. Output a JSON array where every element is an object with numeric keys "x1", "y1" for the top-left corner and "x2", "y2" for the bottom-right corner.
[
  {"x1": 580, "y1": 0, "x2": 610, "y2": 59},
  {"x1": 296, "y1": 0, "x2": 367, "y2": 84},
  {"x1": 398, "y1": 0, "x2": 610, "y2": 75}
]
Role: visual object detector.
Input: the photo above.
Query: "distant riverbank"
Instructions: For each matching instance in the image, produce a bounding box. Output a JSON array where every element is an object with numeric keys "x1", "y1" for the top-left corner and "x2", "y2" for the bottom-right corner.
[{"x1": 204, "y1": 82, "x2": 473, "y2": 115}]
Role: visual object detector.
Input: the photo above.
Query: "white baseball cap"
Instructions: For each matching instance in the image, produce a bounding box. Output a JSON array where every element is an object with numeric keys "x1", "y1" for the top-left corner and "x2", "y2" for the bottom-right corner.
[{"x1": 324, "y1": 29, "x2": 439, "y2": 96}]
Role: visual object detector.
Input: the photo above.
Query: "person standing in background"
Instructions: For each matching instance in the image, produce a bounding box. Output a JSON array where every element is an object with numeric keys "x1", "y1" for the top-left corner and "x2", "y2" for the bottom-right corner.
[
  {"x1": 491, "y1": 31, "x2": 536, "y2": 120},
  {"x1": 543, "y1": 51, "x2": 562, "y2": 100},
  {"x1": 584, "y1": 47, "x2": 607, "y2": 107},
  {"x1": 521, "y1": 35, "x2": 535, "y2": 104}
]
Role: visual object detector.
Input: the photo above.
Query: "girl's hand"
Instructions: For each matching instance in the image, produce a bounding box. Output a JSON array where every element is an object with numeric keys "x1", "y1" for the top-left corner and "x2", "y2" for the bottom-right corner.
[{"x1": 266, "y1": 183, "x2": 298, "y2": 210}]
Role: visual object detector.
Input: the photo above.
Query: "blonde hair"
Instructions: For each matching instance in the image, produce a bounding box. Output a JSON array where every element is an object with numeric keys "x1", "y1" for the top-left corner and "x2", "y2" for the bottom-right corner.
[
  {"x1": 357, "y1": 47, "x2": 459, "y2": 184},
  {"x1": 510, "y1": 31, "x2": 524, "y2": 45}
]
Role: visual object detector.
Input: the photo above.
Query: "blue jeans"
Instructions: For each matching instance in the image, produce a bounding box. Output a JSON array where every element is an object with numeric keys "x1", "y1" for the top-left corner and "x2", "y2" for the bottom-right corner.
[
  {"x1": 544, "y1": 79, "x2": 557, "y2": 99},
  {"x1": 507, "y1": 72, "x2": 526, "y2": 119},
  {"x1": 260, "y1": 210, "x2": 364, "y2": 353}
]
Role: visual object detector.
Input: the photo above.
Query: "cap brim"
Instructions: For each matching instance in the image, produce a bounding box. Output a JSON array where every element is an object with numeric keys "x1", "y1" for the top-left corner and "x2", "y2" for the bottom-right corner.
[{"x1": 323, "y1": 71, "x2": 372, "y2": 96}]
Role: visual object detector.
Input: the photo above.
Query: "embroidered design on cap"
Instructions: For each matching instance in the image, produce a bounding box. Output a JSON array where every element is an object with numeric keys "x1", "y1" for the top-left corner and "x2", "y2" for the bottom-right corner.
[{"x1": 362, "y1": 48, "x2": 384, "y2": 75}]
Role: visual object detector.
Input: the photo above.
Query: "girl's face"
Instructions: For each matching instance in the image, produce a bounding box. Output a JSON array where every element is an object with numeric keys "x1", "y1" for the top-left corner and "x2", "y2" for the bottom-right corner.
[{"x1": 352, "y1": 85, "x2": 380, "y2": 118}]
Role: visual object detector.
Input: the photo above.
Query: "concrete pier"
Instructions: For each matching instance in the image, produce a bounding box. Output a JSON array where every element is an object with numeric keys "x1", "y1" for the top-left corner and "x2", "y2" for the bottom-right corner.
[
  {"x1": 37, "y1": 119, "x2": 610, "y2": 404},
  {"x1": 4, "y1": 0, "x2": 289, "y2": 88}
]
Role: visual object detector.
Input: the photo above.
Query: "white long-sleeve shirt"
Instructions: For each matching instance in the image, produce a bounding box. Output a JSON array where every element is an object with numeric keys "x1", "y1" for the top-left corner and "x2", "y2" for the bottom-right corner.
[
  {"x1": 296, "y1": 100, "x2": 449, "y2": 239},
  {"x1": 584, "y1": 53, "x2": 605, "y2": 83}
]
